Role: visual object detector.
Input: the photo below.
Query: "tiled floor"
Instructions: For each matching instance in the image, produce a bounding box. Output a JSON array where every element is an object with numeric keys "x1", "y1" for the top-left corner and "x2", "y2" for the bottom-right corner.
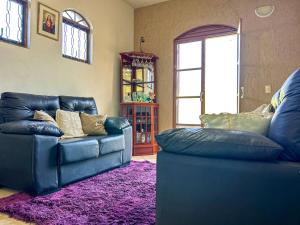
[
  {"x1": 0, "y1": 155, "x2": 157, "y2": 225},
  {"x1": 133, "y1": 154, "x2": 157, "y2": 163}
]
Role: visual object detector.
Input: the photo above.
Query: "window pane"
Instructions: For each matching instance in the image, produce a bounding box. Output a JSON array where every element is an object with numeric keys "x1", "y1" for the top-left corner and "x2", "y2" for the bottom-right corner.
[
  {"x1": 79, "y1": 20, "x2": 88, "y2": 27},
  {"x1": 178, "y1": 41, "x2": 202, "y2": 69},
  {"x1": 144, "y1": 68, "x2": 154, "y2": 82},
  {"x1": 136, "y1": 85, "x2": 143, "y2": 92},
  {"x1": 62, "y1": 11, "x2": 69, "y2": 18},
  {"x1": 143, "y1": 82, "x2": 155, "y2": 96},
  {"x1": 62, "y1": 11, "x2": 90, "y2": 63},
  {"x1": 65, "y1": 10, "x2": 75, "y2": 20},
  {"x1": 123, "y1": 84, "x2": 132, "y2": 102},
  {"x1": 123, "y1": 68, "x2": 132, "y2": 82},
  {"x1": 62, "y1": 23, "x2": 88, "y2": 61},
  {"x1": 177, "y1": 70, "x2": 201, "y2": 96},
  {"x1": 205, "y1": 34, "x2": 238, "y2": 114},
  {"x1": 177, "y1": 98, "x2": 201, "y2": 124},
  {"x1": 176, "y1": 125, "x2": 201, "y2": 128},
  {"x1": 136, "y1": 68, "x2": 143, "y2": 82},
  {"x1": 0, "y1": 0, "x2": 24, "y2": 44},
  {"x1": 74, "y1": 13, "x2": 83, "y2": 22}
]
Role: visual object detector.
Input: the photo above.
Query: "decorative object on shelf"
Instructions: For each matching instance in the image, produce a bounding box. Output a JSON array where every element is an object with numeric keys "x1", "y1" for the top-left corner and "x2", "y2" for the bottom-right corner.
[
  {"x1": 37, "y1": 2, "x2": 60, "y2": 41},
  {"x1": 147, "y1": 92, "x2": 155, "y2": 103},
  {"x1": 255, "y1": 5, "x2": 275, "y2": 18},
  {"x1": 136, "y1": 92, "x2": 148, "y2": 103},
  {"x1": 120, "y1": 51, "x2": 159, "y2": 156},
  {"x1": 140, "y1": 129, "x2": 146, "y2": 143}
]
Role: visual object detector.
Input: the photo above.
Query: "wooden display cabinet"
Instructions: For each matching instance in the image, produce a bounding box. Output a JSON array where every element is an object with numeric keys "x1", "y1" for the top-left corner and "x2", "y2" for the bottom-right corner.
[
  {"x1": 120, "y1": 52, "x2": 159, "y2": 156},
  {"x1": 121, "y1": 103, "x2": 159, "y2": 156}
]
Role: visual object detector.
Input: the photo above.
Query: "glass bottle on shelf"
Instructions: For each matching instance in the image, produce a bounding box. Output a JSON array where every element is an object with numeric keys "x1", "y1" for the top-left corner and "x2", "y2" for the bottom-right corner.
[
  {"x1": 147, "y1": 133, "x2": 151, "y2": 143},
  {"x1": 141, "y1": 129, "x2": 146, "y2": 143},
  {"x1": 136, "y1": 132, "x2": 141, "y2": 144}
]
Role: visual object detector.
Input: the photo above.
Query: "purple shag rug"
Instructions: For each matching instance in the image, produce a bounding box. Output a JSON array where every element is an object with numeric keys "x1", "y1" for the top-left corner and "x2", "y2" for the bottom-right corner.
[{"x1": 0, "y1": 161, "x2": 156, "y2": 225}]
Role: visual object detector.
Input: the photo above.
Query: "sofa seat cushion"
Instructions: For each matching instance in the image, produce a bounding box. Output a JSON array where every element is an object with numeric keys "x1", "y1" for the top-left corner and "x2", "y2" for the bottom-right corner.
[
  {"x1": 156, "y1": 128, "x2": 283, "y2": 161},
  {"x1": 59, "y1": 138, "x2": 99, "y2": 164},
  {"x1": 95, "y1": 135, "x2": 125, "y2": 155}
]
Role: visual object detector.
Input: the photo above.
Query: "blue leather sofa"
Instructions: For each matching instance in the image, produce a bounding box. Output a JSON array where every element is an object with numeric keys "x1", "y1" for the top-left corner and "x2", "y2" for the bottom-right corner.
[
  {"x1": 156, "y1": 68, "x2": 300, "y2": 225},
  {"x1": 0, "y1": 92, "x2": 132, "y2": 195}
]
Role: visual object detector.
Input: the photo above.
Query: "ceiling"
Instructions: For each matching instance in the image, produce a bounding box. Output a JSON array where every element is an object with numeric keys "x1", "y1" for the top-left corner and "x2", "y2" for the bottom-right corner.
[{"x1": 125, "y1": 0, "x2": 170, "y2": 8}]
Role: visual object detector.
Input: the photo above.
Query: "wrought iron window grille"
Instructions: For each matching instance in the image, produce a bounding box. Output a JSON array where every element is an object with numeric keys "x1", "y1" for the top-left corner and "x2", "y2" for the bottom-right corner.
[
  {"x1": 0, "y1": 0, "x2": 28, "y2": 46},
  {"x1": 62, "y1": 10, "x2": 91, "y2": 64}
]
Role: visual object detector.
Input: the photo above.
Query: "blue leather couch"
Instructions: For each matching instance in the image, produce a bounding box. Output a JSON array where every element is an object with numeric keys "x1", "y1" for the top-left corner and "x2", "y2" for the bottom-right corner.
[
  {"x1": 156, "y1": 68, "x2": 300, "y2": 225},
  {"x1": 0, "y1": 92, "x2": 132, "y2": 195}
]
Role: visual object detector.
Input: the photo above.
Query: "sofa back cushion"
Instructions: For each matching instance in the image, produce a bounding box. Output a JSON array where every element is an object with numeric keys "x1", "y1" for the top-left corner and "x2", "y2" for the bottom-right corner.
[
  {"x1": 0, "y1": 92, "x2": 60, "y2": 123},
  {"x1": 268, "y1": 68, "x2": 300, "y2": 161},
  {"x1": 59, "y1": 96, "x2": 98, "y2": 115}
]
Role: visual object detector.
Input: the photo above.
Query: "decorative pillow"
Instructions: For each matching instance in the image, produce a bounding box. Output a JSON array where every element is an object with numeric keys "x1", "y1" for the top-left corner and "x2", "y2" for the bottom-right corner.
[
  {"x1": 34, "y1": 110, "x2": 58, "y2": 127},
  {"x1": 80, "y1": 112, "x2": 107, "y2": 136},
  {"x1": 200, "y1": 112, "x2": 273, "y2": 136},
  {"x1": 271, "y1": 90, "x2": 281, "y2": 110},
  {"x1": 56, "y1": 109, "x2": 85, "y2": 138},
  {"x1": 252, "y1": 104, "x2": 273, "y2": 114}
]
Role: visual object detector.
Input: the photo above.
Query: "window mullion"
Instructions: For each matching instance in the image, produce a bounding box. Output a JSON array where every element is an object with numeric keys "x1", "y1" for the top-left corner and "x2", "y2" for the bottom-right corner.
[
  {"x1": 176, "y1": 67, "x2": 201, "y2": 72},
  {"x1": 176, "y1": 96, "x2": 201, "y2": 98},
  {"x1": 201, "y1": 39, "x2": 206, "y2": 114}
]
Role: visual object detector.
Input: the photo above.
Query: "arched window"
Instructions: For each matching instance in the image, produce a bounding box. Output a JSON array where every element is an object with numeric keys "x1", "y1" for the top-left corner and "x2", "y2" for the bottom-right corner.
[
  {"x1": 0, "y1": 0, "x2": 29, "y2": 46},
  {"x1": 174, "y1": 24, "x2": 240, "y2": 128},
  {"x1": 62, "y1": 10, "x2": 91, "y2": 64}
]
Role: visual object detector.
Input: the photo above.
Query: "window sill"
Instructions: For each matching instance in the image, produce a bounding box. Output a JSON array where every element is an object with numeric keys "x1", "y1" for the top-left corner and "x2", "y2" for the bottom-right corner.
[{"x1": 62, "y1": 55, "x2": 90, "y2": 64}]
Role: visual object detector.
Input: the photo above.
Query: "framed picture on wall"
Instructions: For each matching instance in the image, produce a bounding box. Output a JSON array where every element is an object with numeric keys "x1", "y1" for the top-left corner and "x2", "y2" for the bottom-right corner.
[{"x1": 37, "y1": 2, "x2": 60, "y2": 41}]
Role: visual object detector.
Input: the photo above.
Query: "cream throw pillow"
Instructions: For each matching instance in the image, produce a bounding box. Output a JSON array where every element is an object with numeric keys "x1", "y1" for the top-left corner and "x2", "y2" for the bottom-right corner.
[
  {"x1": 80, "y1": 112, "x2": 107, "y2": 136},
  {"x1": 251, "y1": 104, "x2": 273, "y2": 114},
  {"x1": 34, "y1": 110, "x2": 59, "y2": 127},
  {"x1": 56, "y1": 110, "x2": 85, "y2": 138},
  {"x1": 200, "y1": 111, "x2": 273, "y2": 136}
]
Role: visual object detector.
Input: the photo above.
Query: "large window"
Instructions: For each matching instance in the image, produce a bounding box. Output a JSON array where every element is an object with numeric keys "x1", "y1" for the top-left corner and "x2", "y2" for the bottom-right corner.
[
  {"x1": 174, "y1": 25, "x2": 240, "y2": 128},
  {"x1": 0, "y1": 0, "x2": 28, "y2": 46},
  {"x1": 62, "y1": 10, "x2": 91, "y2": 63}
]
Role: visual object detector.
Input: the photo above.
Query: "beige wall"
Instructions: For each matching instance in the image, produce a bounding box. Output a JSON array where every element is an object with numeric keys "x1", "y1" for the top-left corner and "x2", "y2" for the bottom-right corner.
[
  {"x1": 0, "y1": 0, "x2": 134, "y2": 116},
  {"x1": 135, "y1": 0, "x2": 300, "y2": 131}
]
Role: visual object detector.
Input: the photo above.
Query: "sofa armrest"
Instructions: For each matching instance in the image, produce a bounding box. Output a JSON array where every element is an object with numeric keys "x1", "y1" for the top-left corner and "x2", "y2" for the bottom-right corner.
[
  {"x1": 104, "y1": 117, "x2": 131, "y2": 135},
  {"x1": 156, "y1": 151, "x2": 300, "y2": 225},
  {"x1": 104, "y1": 117, "x2": 132, "y2": 164},
  {"x1": 0, "y1": 133, "x2": 59, "y2": 195},
  {"x1": 156, "y1": 128, "x2": 283, "y2": 161},
  {"x1": 0, "y1": 120, "x2": 63, "y2": 137}
]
